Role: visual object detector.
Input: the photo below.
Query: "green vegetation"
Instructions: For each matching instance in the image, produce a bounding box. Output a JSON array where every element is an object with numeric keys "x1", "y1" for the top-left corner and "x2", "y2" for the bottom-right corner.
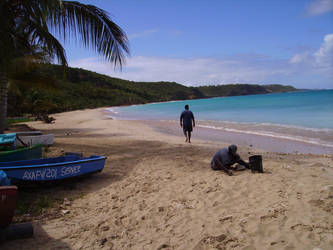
[
  {"x1": 6, "y1": 117, "x2": 33, "y2": 126},
  {"x1": 197, "y1": 84, "x2": 267, "y2": 97},
  {"x1": 8, "y1": 64, "x2": 297, "y2": 116},
  {"x1": 14, "y1": 183, "x2": 84, "y2": 222},
  {"x1": 0, "y1": 0, "x2": 129, "y2": 133},
  {"x1": 263, "y1": 84, "x2": 298, "y2": 93},
  {"x1": 15, "y1": 191, "x2": 60, "y2": 217}
]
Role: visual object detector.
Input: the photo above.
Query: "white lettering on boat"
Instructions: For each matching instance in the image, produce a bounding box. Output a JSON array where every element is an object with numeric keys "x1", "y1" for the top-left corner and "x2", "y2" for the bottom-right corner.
[
  {"x1": 22, "y1": 168, "x2": 57, "y2": 180},
  {"x1": 60, "y1": 165, "x2": 81, "y2": 176}
]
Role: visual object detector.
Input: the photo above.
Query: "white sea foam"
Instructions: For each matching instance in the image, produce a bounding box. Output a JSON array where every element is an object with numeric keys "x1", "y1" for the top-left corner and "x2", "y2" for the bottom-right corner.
[
  {"x1": 197, "y1": 124, "x2": 333, "y2": 148},
  {"x1": 197, "y1": 119, "x2": 333, "y2": 133},
  {"x1": 104, "y1": 108, "x2": 119, "y2": 114}
]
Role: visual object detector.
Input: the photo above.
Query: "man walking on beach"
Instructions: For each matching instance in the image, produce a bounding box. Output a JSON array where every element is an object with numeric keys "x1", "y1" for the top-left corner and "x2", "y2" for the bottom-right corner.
[
  {"x1": 211, "y1": 144, "x2": 250, "y2": 176},
  {"x1": 180, "y1": 104, "x2": 195, "y2": 143}
]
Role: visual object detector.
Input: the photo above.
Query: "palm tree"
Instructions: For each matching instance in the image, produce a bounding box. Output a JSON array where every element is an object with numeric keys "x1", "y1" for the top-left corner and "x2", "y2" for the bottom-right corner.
[{"x1": 0, "y1": 0, "x2": 129, "y2": 133}]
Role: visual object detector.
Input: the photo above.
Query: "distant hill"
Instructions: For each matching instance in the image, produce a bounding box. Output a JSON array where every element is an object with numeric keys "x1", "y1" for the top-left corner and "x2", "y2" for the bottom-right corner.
[
  {"x1": 7, "y1": 64, "x2": 297, "y2": 116},
  {"x1": 197, "y1": 83, "x2": 296, "y2": 98}
]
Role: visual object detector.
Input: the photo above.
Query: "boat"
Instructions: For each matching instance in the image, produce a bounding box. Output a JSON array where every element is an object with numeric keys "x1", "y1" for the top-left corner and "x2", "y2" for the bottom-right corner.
[
  {"x1": 0, "y1": 133, "x2": 16, "y2": 148},
  {"x1": 0, "y1": 144, "x2": 43, "y2": 162},
  {"x1": 16, "y1": 134, "x2": 54, "y2": 147},
  {"x1": 0, "y1": 185, "x2": 34, "y2": 241},
  {"x1": 0, "y1": 154, "x2": 107, "y2": 183},
  {"x1": 16, "y1": 131, "x2": 42, "y2": 136},
  {"x1": 0, "y1": 185, "x2": 17, "y2": 228}
]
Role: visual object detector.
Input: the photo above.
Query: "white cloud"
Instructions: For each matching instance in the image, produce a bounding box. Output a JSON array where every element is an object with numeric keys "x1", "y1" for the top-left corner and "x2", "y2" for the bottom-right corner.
[
  {"x1": 290, "y1": 33, "x2": 333, "y2": 69},
  {"x1": 306, "y1": 0, "x2": 333, "y2": 16},
  {"x1": 69, "y1": 35, "x2": 333, "y2": 89},
  {"x1": 314, "y1": 33, "x2": 333, "y2": 67},
  {"x1": 289, "y1": 52, "x2": 311, "y2": 64},
  {"x1": 70, "y1": 55, "x2": 290, "y2": 87},
  {"x1": 128, "y1": 29, "x2": 159, "y2": 39}
]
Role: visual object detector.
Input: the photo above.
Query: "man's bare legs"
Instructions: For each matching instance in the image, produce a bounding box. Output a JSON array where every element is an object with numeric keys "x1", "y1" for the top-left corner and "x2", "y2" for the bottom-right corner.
[
  {"x1": 183, "y1": 130, "x2": 188, "y2": 142},
  {"x1": 183, "y1": 130, "x2": 191, "y2": 143}
]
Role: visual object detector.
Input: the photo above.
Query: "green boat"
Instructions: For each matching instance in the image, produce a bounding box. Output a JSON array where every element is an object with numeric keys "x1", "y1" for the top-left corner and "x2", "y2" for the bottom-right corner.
[{"x1": 0, "y1": 144, "x2": 42, "y2": 162}]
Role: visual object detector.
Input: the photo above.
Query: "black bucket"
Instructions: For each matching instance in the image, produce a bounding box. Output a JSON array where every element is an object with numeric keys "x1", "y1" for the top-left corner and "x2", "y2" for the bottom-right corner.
[{"x1": 249, "y1": 155, "x2": 263, "y2": 173}]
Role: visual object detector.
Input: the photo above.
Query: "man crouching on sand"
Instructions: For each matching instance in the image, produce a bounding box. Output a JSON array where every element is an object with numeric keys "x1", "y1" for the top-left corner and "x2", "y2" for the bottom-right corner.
[{"x1": 211, "y1": 144, "x2": 250, "y2": 176}]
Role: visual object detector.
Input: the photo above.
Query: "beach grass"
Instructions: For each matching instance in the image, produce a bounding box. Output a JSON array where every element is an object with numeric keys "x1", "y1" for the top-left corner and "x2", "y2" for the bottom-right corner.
[
  {"x1": 6, "y1": 117, "x2": 34, "y2": 127},
  {"x1": 13, "y1": 184, "x2": 84, "y2": 223},
  {"x1": 15, "y1": 191, "x2": 60, "y2": 216}
]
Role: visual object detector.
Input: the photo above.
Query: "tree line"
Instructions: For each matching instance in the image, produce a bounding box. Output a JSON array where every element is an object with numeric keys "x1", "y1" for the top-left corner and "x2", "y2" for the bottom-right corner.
[
  {"x1": 0, "y1": 0, "x2": 129, "y2": 133},
  {"x1": 7, "y1": 64, "x2": 297, "y2": 117}
]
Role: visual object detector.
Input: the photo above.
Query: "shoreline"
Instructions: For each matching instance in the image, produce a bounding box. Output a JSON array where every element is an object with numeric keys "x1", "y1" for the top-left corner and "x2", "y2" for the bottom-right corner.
[
  {"x1": 104, "y1": 104, "x2": 333, "y2": 155},
  {"x1": 104, "y1": 98, "x2": 333, "y2": 155},
  {"x1": 105, "y1": 90, "x2": 333, "y2": 133},
  {"x1": 142, "y1": 119, "x2": 333, "y2": 155}
]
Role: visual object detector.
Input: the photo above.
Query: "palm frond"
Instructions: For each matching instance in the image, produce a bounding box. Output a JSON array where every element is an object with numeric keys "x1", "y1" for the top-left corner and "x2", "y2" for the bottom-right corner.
[
  {"x1": 0, "y1": 0, "x2": 68, "y2": 68},
  {"x1": 29, "y1": 22, "x2": 68, "y2": 66},
  {"x1": 49, "y1": 1, "x2": 130, "y2": 68}
]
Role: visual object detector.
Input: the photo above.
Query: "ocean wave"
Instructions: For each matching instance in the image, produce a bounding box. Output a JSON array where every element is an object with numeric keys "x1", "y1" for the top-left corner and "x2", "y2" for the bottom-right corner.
[
  {"x1": 197, "y1": 124, "x2": 333, "y2": 148},
  {"x1": 104, "y1": 108, "x2": 119, "y2": 114},
  {"x1": 197, "y1": 119, "x2": 333, "y2": 133}
]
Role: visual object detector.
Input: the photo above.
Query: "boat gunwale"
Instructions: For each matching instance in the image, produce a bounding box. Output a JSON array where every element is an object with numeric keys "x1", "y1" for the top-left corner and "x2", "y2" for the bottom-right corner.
[
  {"x1": 0, "y1": 144, "x2": 42, "y2": 156},
  {"x1": 0, "y1": 156, "x2": 107, "y2": 170}
]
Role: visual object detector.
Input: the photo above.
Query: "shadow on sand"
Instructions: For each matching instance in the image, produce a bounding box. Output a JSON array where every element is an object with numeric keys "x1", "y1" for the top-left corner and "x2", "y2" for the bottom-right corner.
[{"x1": 1, "y1": 223, "x2": 71, "y2": 249}]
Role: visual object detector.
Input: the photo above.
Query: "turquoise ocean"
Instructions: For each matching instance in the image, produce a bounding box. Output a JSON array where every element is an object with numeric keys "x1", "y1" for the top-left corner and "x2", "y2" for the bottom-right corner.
[{"x1": 106, "y1": 90, "x2": 333, "y2": 149}]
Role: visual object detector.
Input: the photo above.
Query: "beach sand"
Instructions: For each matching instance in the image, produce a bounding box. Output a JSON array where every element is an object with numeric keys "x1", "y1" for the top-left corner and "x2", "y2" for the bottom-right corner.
[{"x1": 2, "y1": 108, "x2": 333, "y2": 250}]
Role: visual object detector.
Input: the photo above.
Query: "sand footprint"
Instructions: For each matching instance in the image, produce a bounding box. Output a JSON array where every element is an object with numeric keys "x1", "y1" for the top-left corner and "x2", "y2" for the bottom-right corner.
[{"x1": 193, "y1": 233, "x2": 239, "y2": 250}]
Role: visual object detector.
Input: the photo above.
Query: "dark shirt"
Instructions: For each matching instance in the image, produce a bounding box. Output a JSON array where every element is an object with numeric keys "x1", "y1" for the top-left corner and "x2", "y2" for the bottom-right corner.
[
  {"x1": 211, "y1": 148, "x2": 241, "y2": 168},
  {"x1": 211, "y1": 147, "x2": 249, "y2": 173},
  {"x1": 180, "y1": 110, "x2": 194, "y2": 127}
]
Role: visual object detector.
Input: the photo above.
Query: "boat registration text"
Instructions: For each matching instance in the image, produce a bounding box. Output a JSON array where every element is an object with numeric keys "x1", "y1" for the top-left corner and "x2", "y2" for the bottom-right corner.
[{"x1": 22, "y1": 165, "x2": 81, "y2": 180}]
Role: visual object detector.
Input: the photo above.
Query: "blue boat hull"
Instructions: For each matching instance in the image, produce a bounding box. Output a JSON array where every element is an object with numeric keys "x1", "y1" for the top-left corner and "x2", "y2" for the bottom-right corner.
[{"x1": 0, "y1": 154, "x2": 106, "y2": 182}]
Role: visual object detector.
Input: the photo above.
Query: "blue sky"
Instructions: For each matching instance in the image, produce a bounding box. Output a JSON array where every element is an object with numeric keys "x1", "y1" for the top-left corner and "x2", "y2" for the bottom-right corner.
[{"x1": 64, "y1": 0, "x2": 333, "y2": 89}]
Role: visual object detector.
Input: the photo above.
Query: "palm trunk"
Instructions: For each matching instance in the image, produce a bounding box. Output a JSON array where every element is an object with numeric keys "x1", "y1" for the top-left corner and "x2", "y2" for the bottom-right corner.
[{"x1": 0, "y1": 71, "x2": 9, "y2": 134}]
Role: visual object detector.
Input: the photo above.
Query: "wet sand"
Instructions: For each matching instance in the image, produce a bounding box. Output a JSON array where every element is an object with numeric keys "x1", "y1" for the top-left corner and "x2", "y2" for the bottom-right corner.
[
  {"x1": 144, "y1": 120, "x2": 333, "y2": 155},
  {"x1": 2, "y1": 108, "x2": 333, "y2": 250}
]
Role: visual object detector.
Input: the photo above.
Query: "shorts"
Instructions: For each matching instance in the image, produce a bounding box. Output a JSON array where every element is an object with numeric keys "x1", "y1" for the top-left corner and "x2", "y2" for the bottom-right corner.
[{"x1": 183, "y1": 124, "x2": 193, "y2": 132}]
